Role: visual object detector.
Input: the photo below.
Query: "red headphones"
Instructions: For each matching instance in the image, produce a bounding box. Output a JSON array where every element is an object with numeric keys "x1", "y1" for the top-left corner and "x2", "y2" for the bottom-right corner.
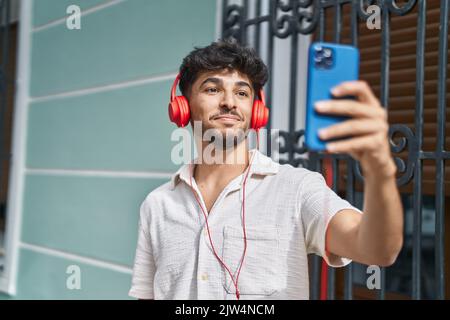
[{"x1": 168, "y1": 73, "x2": 269, "y2": 130}]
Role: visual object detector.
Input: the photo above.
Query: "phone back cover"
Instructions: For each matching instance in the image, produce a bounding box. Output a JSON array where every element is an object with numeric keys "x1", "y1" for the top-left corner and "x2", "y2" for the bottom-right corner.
[{"x1": 305, "y1": 42, "x2": 360, "y2": 151}]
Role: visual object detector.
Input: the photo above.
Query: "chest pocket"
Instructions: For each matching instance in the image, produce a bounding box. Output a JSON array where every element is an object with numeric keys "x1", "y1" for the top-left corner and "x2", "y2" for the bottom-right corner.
[{"x1": 221, "y1": 225, "x2": 281, "y2": 296}]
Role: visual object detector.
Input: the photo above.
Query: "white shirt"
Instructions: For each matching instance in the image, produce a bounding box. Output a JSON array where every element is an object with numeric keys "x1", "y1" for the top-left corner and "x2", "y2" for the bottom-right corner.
[{"x1": 128, "y1": 149, "x2": 362, "y2": 300}]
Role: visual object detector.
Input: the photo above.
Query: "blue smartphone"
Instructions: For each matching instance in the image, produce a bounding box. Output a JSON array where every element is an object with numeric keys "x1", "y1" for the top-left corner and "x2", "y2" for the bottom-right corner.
[{"x1": 304, "y1": 42, "x2": 360, "y2": 151}]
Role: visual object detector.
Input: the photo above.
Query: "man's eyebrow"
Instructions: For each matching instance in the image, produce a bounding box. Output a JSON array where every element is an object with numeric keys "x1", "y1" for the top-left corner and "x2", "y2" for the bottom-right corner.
[
  {"x1": 199, "y1": 78, "x2": 252, "y2": 91},
  {"x1": 199, "y1": 77, "x2": 222, "y2": 87},
  {"x1": 235, "y1": 81, "x2": 252, "y2": 91}
]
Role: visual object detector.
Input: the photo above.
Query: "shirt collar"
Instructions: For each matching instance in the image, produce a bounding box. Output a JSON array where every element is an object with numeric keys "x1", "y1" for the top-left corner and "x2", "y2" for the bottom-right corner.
[{"x1": 169, "y1": 149, "x2": 279, "y2": 190}]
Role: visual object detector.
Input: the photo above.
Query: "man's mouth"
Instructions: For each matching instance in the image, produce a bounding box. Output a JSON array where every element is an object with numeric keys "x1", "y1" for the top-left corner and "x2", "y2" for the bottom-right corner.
[{"x1": 213, "y1": 115, "x2": 241, "y2": 122}]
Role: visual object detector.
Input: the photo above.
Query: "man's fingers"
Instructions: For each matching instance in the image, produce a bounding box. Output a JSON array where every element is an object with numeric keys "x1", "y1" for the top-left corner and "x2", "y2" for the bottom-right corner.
[
  {"x1": 331, "y1": 80, "x2": 380, "y2": 106},
  {"x1": 318, "y1": 119, "x2": 388, "y2": 140},
  {"x1": 326, "y1": 133, "x2": 385, "y2": 154},
  {"x1": 315, "y1": 99, "x2": 386, "y2": 119}
]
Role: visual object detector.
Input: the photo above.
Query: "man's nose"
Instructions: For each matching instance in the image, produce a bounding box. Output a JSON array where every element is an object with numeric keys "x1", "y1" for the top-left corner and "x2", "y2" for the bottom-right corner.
[{"x1": 219, "y1": 91, "x2": 236, "y2": 110}]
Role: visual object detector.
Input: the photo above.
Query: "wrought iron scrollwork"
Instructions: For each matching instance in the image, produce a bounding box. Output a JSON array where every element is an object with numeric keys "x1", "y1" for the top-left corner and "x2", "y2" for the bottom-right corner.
[
  {"x1": 352, "y1": 124, "x2": 417, "y2": 184},
  {"x1": 357, "y1": 0, "x2": 418, "y2": 21},
  {"x1": 357, "y1": 0, "x2": 380, "y2": 20},
  {"x1": 271, "y1": 0, "x2": 295, "y2": 38},
  {"x1": 296, "y1": 0, "x2": 321, "y2": 35},
  {"x1": 278, "y1": 129, "x2": 309, "y2": 167},
  {"x1": 223, "y1": 4, "x2": 245, "y2": 41},
  {"x1": 271, "y1": 0, "x2": 320, "y2": 38},
  {"x1": 388, "y1": 124, "x2": 417, "y2": 186},
  {"x1": 386, "y1": 0, "x2": 418, "y2": 16}
]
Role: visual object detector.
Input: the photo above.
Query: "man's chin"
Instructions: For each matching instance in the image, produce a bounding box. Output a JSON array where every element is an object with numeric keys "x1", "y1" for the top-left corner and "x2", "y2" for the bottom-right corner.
[
  {"x1": 218, "y1": 127, "x2": 247, "y2": 137},
  {"x1": 202, "y1": 126, "x2": 248, "y2": 147}
]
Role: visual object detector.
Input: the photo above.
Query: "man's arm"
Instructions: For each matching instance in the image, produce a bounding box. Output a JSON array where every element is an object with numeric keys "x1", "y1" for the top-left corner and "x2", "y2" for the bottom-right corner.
[
  {"x1": 326, "y1": 169, "x2": 403, "y2": 266},
  {"x1": 129, "y1": 199, "x2": 157, "y2": 300},
  {"x1": 315, "y1": 80, "x2": 404, "y2": 266}
]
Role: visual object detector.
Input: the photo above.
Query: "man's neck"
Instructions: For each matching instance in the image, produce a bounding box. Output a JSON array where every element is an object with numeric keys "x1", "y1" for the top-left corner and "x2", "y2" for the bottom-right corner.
[{"x1": 193, "y1": 141, "x2": 250, "y2": 187}]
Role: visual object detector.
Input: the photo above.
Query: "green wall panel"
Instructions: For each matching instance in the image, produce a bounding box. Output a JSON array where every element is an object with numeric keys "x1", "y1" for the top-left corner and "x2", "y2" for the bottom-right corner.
[
  {"x1": 30, "y1": 0, "x2": 216, "y2": 96},
  {"x1": 32, "y1": 0, "x2": 110, "y2": 27},
  {"x1": 27, "y1": 80, "x2": 184, "y2": 172},
  {"x1": 15, "y1": 248, "x2": 133, "y2": 299},
  {"x1": 21, "y1": 174, "x2": 168, "y2": 266}
]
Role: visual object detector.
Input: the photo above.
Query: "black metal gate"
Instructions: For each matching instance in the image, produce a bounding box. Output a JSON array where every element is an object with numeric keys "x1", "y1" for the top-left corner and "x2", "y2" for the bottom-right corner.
[{"x1": 222, "y1": 0, "x2": 448, "y2": 300}]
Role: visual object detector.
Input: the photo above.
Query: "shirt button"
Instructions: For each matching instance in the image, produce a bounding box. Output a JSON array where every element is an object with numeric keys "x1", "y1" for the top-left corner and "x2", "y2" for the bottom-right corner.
[{"x1": 201, "y1": 273, "x2": 209, "y2": 281}]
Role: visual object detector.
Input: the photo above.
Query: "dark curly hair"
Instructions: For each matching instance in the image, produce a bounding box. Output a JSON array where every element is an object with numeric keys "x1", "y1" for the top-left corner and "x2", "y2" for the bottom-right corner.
[{"x1": 179, "y1": 39, "x2": 268, "y2": 99}]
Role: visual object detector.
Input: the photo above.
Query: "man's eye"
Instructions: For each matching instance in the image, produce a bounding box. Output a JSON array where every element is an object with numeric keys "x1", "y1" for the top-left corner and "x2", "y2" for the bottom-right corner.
[
  {"x1": 238, "y1": 91, "x2": 249, "y2": 97},
  {"x1": 205, "y1": 88, "x2": 218, "y2": 93}
]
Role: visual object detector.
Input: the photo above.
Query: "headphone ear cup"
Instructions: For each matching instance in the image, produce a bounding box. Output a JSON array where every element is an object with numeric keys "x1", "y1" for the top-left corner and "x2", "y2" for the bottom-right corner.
[
  {"x1": 178, "y1": 95, "x2": 191, "y2": 127},
  {"x1": 251, "y1": 100, "x2": 261, "y2": 130},
  {"x1": 168, "y1": 96, "x2": 190, "y2": 127},
  {"x1": 261, "y1": 104, "x2": 269, "y2": 128},
  {"x1": 168, "y1": 101, "x2": 180, "y2": 125},
  {"x1": 251, "y1": 100, "x2": 269, "y2": 130}
]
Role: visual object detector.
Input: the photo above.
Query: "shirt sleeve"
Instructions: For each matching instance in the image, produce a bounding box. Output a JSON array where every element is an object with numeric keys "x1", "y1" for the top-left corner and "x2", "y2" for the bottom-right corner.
[
  {"x1": 300, "y1": 171, "x2": 363, "y2": 268},
  {"x1": 128, "y1": 199, "x2": 156, "y2": 299}
]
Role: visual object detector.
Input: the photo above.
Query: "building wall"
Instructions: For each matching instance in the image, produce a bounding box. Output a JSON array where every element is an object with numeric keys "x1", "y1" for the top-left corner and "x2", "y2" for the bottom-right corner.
[{"x1": 2, "y1": 0, "x2": 217, "y2": 299}]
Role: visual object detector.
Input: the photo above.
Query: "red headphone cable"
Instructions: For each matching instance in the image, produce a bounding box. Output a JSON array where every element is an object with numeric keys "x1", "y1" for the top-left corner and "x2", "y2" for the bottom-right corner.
[{"x1": 188, "y1": 147, "x2": 256, "y2": 300}]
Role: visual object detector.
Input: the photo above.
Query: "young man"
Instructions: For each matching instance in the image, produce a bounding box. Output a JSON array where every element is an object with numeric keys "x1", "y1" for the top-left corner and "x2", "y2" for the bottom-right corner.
[{"x1": 129, "y1": 40, "x2": 403, "y2": 300}]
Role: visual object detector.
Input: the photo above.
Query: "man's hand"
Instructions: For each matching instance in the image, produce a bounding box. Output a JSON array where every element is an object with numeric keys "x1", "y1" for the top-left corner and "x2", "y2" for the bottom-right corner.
[
  {"x1": 314, "y1": 80, "x2": 396, "y2": 179},
  {"x1": 318, "y1": 80, "x2": 404, "y2": 266}
]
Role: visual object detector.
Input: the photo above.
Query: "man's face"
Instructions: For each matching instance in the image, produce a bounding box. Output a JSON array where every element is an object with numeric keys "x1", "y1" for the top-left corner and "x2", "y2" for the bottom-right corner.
[{"x1": 188, "y1": 69, "x2": 254, "y2": 146}]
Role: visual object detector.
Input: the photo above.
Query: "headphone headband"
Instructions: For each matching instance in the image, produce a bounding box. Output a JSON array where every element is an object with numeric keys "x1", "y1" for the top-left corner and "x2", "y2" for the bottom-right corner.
[{"x1": 170, "y1": 73, "x2": 181, "y2": 102}]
